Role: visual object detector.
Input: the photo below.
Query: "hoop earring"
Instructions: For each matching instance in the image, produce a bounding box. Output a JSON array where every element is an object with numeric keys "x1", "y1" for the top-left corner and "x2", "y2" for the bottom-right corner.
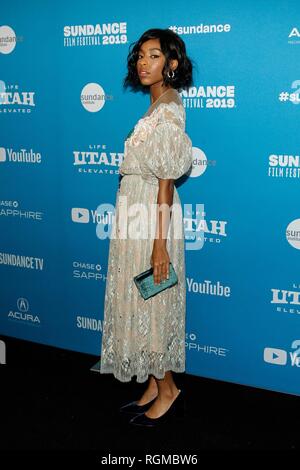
[{"x1": 167, "y1": 69, "x2": 175, "y2": 79}]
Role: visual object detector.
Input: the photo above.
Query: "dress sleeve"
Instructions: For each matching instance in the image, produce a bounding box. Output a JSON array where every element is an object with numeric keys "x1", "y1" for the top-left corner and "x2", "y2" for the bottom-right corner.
[{"x1": 146, "y1": 119, "x2": 193, "y2": 180}]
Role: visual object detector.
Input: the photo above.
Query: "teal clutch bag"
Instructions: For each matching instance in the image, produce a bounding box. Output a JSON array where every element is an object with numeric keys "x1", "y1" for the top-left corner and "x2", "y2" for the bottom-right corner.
[{"x1": 133, "y1": 262, "x2": 178, "y2": 300}]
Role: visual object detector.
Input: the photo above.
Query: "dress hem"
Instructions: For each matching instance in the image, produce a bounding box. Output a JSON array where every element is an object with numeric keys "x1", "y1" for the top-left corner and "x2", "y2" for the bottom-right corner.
[{"x1": 99, "y1": 364, "x2": 186, "y2": 383}]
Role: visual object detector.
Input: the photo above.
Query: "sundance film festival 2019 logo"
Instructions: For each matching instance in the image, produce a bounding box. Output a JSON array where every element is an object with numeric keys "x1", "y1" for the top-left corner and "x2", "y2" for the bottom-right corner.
[
  {"x1": 268, "y1": 153, "x2": 300, "y2": 179},
  {"x1": 63, "y1": 22, "x2": 127, "y2": 47},
  {"x1": 180, "y1": 85, "x2": 235, "y2": 109}
]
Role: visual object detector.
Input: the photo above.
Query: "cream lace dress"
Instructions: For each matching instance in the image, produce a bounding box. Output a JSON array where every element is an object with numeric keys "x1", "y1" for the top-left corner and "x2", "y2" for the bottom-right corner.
[{"x1": 100, "y1": 88, "x2": 193, "y2": 383}]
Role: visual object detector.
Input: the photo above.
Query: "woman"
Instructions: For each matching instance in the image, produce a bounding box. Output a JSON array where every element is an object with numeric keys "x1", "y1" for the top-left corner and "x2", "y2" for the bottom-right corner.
[{"x1": 100, "y1": 28, "x2": 193, "y2": 427}]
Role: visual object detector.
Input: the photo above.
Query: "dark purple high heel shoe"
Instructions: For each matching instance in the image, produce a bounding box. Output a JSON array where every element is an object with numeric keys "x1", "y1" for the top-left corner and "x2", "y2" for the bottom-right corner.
[{"x1": 129, "y1": 390, "x2": 185, "y2": 427}]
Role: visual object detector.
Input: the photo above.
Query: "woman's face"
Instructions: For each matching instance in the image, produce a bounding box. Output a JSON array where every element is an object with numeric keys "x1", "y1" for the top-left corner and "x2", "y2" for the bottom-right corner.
[{"x1": 136, "y1": 38, "x2": 167, "y2": 86}]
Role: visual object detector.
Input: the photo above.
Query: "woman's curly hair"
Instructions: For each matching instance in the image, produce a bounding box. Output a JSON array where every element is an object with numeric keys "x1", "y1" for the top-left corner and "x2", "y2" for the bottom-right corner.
[{"x1": 123, "y1": 28, "x2": 194, "y2": 93}]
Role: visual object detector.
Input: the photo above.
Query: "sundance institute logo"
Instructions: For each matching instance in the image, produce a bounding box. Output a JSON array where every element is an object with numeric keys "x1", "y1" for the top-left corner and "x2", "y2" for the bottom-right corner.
[
  {"x1": 81, "y1": 83, "x2": 113, "y2": 112},
  {"x1": 0, "y1": 25, "x2": 20, "y2": 54},
  {"x1": 286, "y1": 219, "x2": 300, "y2": 249}
]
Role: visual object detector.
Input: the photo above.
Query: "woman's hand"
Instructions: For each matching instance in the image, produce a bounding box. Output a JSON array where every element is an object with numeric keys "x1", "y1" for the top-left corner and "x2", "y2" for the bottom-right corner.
[{"x1": 150, "y1": 241, "x2": 170, "y2": 285}]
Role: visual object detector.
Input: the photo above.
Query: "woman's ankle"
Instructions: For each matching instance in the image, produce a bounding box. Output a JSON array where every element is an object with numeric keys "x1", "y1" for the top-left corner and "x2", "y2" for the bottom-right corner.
[
  {"x1": 137, "y1": 391, "x2": 158, "y2": 406},
  {"x1": 157, "y1": 385, "x2": 180, "y2": 400},
  {"x1": 137, "y1": 382, "x2": 158, "y2": 405}
]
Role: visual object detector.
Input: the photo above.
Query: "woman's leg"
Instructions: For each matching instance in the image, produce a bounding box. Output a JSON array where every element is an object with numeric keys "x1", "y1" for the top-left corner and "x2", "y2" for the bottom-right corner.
[
  {"x1": 144, "y1": 371, "x2": 181, "y2": 418},
  {"x1": 136, "y1": 375, "x2": 159, "y2": 405}
]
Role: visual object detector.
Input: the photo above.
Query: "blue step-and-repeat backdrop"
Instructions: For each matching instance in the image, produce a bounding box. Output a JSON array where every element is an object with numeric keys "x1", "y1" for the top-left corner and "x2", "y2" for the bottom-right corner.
[{"x1": 1, "y1": 0, "x2": 300, "y2": 396}]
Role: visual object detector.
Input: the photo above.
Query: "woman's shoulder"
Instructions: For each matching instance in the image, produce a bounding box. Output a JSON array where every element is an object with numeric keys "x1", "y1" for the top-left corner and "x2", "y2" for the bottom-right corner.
[
  {"x1": 144, "y1": 88, "x2": 185, "y2": 120},
  {"x1": 161, "y1": 101, "x2": 185, "y2": 130},
  {"x1": 151, "y1": 101, "x2": 185, "y2": 129},
  {"x1": 126, "y1": 94, "x2": 186, "y2": 147}
]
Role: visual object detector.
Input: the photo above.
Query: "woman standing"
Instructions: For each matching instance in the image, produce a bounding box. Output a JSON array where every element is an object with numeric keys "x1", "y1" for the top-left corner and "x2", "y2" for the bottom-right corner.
[{"x1": 100, "y1": 28, "x2": 193, "y2": 427}]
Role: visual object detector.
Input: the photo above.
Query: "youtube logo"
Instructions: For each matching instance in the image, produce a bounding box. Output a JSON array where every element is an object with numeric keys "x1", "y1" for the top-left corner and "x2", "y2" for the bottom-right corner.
[
  {"x1": 0, "y1": 147, "x2": 6, "y2": 162},
  {"x1": 263, "y1": 347, "x2": 287, "y2": 366},
  {"x1": 72, "y1": 208, "x2": 90, "y2": 223}
]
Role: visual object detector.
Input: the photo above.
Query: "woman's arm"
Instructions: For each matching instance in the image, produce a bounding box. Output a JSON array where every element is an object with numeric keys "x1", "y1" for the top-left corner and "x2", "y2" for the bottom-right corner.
[{"x1": 150, "y1": 178, "x2": 174, "y2": 285}]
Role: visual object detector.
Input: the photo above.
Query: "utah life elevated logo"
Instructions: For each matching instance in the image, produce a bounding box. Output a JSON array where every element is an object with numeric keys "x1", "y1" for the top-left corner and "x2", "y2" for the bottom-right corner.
[
  {"x1": 73, "y1": 143, "x2": 123, "y2": 175},
  {"x1": 271, "y1": 284, "x2": 300, "y2": 316},
  {"x1": 0, "y1": 80, "x2": 35, "y2": 114}
]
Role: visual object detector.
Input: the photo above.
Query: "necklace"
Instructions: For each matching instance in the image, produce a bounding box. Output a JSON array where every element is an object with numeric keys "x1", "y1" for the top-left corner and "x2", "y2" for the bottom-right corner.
[
  {"x1": 150, "y1": 87, "x2": 176, "y2": 107},
  {"x1": 144, "y1": 88, "x2": 178, "y2": 118}
]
